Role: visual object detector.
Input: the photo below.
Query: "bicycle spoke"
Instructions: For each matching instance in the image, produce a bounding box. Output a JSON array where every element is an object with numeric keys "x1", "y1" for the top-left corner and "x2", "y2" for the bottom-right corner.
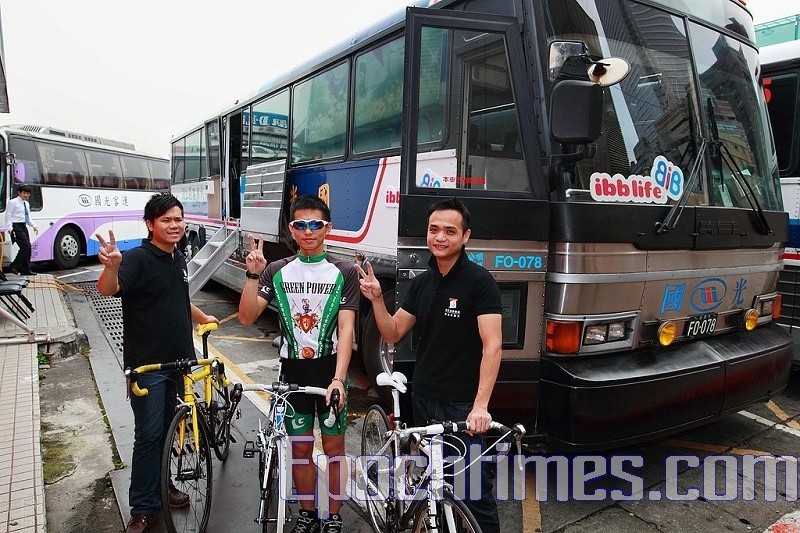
[{"x1": 162, "y1": 409, "x2": 213, "y2": 533}]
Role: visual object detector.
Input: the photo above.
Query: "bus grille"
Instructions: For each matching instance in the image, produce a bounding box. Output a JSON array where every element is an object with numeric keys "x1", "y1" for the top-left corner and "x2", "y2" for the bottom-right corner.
[{"x1": 778, "y1": 264, "x2": 800, "y2": 329}]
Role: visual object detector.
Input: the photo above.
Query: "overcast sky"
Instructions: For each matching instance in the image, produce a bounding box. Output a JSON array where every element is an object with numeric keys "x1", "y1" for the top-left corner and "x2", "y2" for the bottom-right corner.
[{"x1": 0, "y1": 0, "x2": 796, "y2": 158}]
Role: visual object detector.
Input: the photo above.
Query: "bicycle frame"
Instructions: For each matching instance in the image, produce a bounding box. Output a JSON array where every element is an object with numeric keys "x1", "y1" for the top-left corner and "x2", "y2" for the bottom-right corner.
[
  {"x1": 177, "y1": 358, "x2": 227, "y2": 456},
  {"x1": 239, "y1": 381, "x2": 334, "y2": 533},
  {"x1": 362, "y1": 371, "x2": 525, "y2": 533}
]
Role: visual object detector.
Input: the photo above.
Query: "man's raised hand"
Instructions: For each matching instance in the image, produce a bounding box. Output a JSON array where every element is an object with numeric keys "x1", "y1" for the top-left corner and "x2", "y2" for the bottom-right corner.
[
  {"x1": 246, "y1": 233, "x2": 267, "y2": 276},
  {"x1": 354, "y1": 261, "x2": 383, "y2": 301},
  {"x1": 95, "y1": 230, "x2": 122, "y2": 269}
]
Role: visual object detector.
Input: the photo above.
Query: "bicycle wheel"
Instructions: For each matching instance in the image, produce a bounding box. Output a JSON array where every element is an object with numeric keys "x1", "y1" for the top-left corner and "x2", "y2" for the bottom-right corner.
[
  {"x1": 209, "y1": 382, "x2": 232, "y2": 461},
  {"x1": 361, "y1": 405, "x2": 393, "y2": 532},
  {"x1": 411, "y1": 489, "x2": 480, "y2": 533},
  {"x1": 161, "y1": 405, "x2": 213, "y2": 533},
  {"x1": 259, "y1": 443, "x2": 283, "y2": 533}
]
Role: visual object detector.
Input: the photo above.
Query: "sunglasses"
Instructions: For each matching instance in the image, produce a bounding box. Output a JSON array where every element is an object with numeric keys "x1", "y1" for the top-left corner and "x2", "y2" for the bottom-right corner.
[{"x1": 289, "y1": 219, "x2": 330, "y2": 231}]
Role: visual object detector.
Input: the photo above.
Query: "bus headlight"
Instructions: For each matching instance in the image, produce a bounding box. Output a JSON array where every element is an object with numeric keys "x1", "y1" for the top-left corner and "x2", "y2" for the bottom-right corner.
[
  {"x1": 583, "y1": 321, "x2": 628, "y2": 345},
  {"x1": 546, "y1": 312, "x2": 638, "y2": 355}
]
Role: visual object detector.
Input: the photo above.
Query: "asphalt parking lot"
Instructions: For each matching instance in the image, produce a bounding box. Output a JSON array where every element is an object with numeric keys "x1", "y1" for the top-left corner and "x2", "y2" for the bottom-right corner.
[{"x1": 42, "y1": 261, "x2": 800, "y2": 532}]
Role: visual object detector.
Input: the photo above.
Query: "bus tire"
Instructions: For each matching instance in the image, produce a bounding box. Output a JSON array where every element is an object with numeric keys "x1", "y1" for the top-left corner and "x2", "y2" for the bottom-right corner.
[
  {"x1": 54, "y1": 226, "x2": 81, "y2": 269},
  {"x1": 362, "y1": 289, "x2": 396, "y2": 406}
]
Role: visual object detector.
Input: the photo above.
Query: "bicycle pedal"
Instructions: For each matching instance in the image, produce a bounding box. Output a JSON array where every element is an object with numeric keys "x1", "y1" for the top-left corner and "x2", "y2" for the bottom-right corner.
[{"x1": 243, "y1": 440, "x2": 257, "y2": 458}]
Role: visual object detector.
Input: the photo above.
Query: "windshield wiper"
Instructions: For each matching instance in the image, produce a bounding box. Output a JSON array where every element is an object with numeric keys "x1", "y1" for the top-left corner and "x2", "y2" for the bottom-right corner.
[
  {"x1": 656, "y1": 136, "x2": 708, "y2": 234},
  {"x1": 715, "y1": 139, "x2": 772, "y2": 235}
]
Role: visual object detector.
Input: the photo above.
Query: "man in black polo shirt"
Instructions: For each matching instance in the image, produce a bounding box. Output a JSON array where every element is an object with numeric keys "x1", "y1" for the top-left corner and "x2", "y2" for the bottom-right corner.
[
  {"x1": 356, "y1": 197, "x2": 503, "y2": 533},
  {"x1": 96, "y1": 193, "x2": 218, "y2": 533}
]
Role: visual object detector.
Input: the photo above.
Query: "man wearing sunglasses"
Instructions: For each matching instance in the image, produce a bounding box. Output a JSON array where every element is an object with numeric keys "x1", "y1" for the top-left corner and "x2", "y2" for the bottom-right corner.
[
  {"x1": 355, "y1": 197, "x2": 503, "y2": 533},
  {"x1": 239, "y1": 194, "x2": 358, "y2": 533}
]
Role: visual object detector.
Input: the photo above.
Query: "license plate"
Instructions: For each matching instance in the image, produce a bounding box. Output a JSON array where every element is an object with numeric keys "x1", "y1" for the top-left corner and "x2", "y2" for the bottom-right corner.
[{"x1": 685, "y1": 313, "x2": 718, "y2": 339}]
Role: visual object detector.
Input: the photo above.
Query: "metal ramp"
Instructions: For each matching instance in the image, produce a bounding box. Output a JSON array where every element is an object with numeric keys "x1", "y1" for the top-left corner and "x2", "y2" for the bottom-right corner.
[{"x1": 187, "y1": 225, "x2": 240, "y2": 297}]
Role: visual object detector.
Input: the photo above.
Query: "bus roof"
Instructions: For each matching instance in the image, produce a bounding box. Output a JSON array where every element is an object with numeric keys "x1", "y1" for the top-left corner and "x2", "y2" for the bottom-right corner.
[
  {"x1": 171, "y1": 0, "x2": 448, "y2": 142},
  {"x1": 2, "y1": 125, "x2": 168, "y2": 161},
  {"x1": 760, "y1": 40, "x2": 800, "y2": 70}
]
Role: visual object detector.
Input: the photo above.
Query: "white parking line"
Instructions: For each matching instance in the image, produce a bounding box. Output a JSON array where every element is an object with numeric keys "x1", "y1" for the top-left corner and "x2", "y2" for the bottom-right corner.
[
  {"x1": 57, "y1": 268, "x2": 98, "y2": 279},
  {"x1": 738, "y1": 410, "x2": 800, "y2": 438}
]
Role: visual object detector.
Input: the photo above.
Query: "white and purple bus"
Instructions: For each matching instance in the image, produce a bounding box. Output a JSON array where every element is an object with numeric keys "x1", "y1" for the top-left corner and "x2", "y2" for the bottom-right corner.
[{"x1": 0, "y1": 125, "x2": 169, "y2": 269}]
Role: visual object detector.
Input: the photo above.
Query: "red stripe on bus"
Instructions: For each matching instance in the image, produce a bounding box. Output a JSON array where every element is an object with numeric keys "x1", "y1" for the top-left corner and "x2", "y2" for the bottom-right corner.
[{"x1": 185, "y1": 216, "x2": 239, "y2": 227}]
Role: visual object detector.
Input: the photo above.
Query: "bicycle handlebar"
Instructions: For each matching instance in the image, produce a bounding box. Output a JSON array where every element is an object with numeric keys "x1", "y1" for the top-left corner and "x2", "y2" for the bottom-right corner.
[
  {"x1": 400, "y1": 420, "x2": 526, "y2": 440},
  {"x1": 196, "y1": 322, "x2": 218, "y2": 336},
  {"x1": 125, "y1": 357, "x2": 229, "y2": 397},
  {"x1": 240, "y1": 382, "x2": 328, "y2": 396}
]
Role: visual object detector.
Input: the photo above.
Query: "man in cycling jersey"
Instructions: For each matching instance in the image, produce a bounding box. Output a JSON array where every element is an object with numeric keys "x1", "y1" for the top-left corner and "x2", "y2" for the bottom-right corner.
[
  {"x1": 239, "y1": 194, "x2": 358, "y2": 533},
  {"x1": 96, "y1": 193, "x2": 218, "y2": 533},
  {"x1": 356, "y1": 197, "x2": 503, "y2": 533}
]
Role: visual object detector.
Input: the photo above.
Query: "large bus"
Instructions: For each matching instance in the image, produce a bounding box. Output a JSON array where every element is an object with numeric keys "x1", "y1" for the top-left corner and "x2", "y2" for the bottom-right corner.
[
  {"x1": 0, "y1": 125, "x2": 170, "y2": 269},
  {"x1": 173, "y1": 0, "x2": 790, "y2": 449},
  {"x1": 761, "y1": 40, "x2": 800, "y2": 364}
]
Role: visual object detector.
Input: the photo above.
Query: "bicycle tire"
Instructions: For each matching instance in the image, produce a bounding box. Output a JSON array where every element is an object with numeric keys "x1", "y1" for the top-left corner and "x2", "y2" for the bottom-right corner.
[
  {"x1": 259, "y1": 443, "x2": 283, "y2": 533},
  {"x1": 161, "y1": 405, "x2": 213, "y2": 533},
  {"x1": 411, "y1": 489, "x2": 481, "y2": 533},
  {"x1": 361, "y1": 404, "x2": 394, "y2": 533},
  {"x1": 209, "y1": 383, "x2": 232, "y2": 461}
]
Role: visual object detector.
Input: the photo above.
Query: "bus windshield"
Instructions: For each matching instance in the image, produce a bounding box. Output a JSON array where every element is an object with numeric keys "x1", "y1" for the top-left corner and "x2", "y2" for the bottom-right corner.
[{"x1": 544, "y1": 0, "x2": 781, "y2": 211}]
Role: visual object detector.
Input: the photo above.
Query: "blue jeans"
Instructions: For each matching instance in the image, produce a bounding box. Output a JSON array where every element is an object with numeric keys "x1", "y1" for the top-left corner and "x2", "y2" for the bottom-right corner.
[
  {"x1": 412, "y1": 392, "x2": 500, "y2": 533},
  {"x1": 129, "y1": 371, "x2": 177, "y2": 515}
]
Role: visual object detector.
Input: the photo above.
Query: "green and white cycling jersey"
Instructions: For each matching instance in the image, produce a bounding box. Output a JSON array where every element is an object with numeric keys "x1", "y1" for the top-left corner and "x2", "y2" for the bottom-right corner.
[{"x1": 258, "y1": 252, "x2": 359, "y2": 360}]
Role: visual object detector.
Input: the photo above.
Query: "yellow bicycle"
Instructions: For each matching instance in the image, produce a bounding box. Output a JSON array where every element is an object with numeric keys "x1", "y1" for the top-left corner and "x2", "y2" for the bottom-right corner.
[{"x1": 125, "y1": 322, "x2": 238, "y2": 533}]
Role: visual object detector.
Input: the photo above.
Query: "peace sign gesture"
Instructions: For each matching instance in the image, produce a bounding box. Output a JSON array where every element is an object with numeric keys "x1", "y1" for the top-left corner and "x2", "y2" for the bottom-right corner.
[
  {"x1": 95, "y1": 230, "x2": 122, "y2": 269},
  {"x1": 354, "y1": 261, "x2": 383, "y2": 301},
  {"x1": 246, "y1": 233, "x2": 267, "y2": 276}
]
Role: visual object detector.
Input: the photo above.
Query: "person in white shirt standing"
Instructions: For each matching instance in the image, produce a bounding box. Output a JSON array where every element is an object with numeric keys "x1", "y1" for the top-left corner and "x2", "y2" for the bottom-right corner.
[{"x1": 6, "y1": 184, "x2": 38, "y2": 275}]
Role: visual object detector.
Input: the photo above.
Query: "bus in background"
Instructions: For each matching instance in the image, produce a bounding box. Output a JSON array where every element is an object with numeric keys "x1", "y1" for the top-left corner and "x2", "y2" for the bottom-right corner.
[
  {"x1": 0, "y1": 125, "x2": 170, "y2": 269},
  {"x1": 173, "y1": 0, "x2": 790, "y2": 449},
  {"x1": 761, "y1": 39, "x2": 800, "y2": 364}
]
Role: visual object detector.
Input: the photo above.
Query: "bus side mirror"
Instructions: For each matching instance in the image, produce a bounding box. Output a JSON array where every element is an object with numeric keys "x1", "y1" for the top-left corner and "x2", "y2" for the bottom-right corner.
[{"x1": 550, "y1": 79, "x2": 603, "y2": 144}]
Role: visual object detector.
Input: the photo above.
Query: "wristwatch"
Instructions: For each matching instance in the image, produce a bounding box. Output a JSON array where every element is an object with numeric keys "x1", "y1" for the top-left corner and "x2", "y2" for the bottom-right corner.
[{"x1": 245, "y1": 271, "x2": 260, "y2": 280}]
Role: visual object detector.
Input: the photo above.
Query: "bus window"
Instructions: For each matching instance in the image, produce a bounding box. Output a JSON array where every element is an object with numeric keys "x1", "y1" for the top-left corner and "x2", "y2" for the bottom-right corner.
[
  {"x1": 7, "y1": 138, "x2": 42, "y2": 210},
  {"x1": 172, "y1": 138, "x2": 185, "y2": 184},
  {"x1": 250, "y1": 89, "x2": 289, "y2": 165},
  {"x1": 764, "y1": 73, "x2": 799, "y2": 175},
  {"x1": 185, "y1": 130, "x2": 202, "y2": 182},
  {"x1": 149, "y1": 159, "x2": 170, "y2": 190},
  {"x1": 418, "y1": 28, "x2": 448, "y2": 146},
  {"x1": 292, "y1": 62, "x2": 349, "y2": 164},
  {"x1": 461, "y1": 40, "x2": 529, "y2": 193},
  {"x1": 121, "y1": 155, "x2": 152, "y2": 190},
  {"x1": 86, "y1": 150, "x2": 123, "y2": 188},
  {"x1": 37, "y1": 142, "x2": 89, "y2": 188},
  {"x1": 353, "y1": 37, "x2": 404, "y2": 154},
  {"x1": 206, "y1": 120, "x2": 221, "y2": 177}
]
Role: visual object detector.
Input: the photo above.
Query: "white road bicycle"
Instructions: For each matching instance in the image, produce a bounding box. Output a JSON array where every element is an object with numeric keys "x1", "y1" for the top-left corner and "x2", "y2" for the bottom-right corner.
[
  {"x1": 360, "y1": 372, "x2": 525, "y2": 533},
  {"x1": 236, "y1": 381, "x2": 340, "y2": 533}
]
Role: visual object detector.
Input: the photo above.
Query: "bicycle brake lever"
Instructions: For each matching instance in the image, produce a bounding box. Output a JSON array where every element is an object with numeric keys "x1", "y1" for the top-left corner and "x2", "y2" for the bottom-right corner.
[{"x1": 324, "y1": 389, "x2": 341, "y2": 430}]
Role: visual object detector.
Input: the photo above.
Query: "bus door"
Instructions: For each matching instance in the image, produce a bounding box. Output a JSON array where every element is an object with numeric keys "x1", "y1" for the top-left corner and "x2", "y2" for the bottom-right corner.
[{"x1": 398, "y1": 8, "x2": 550, "y2": 428}]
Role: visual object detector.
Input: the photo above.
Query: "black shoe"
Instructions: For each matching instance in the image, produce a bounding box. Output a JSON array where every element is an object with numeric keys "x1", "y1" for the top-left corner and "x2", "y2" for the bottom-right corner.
[
  {"x1": 6, "y1": 267, "x2": 18, "y2": 274},
  {"x1": 21, "y1": 271, "x2": 36, "y2": 276}
]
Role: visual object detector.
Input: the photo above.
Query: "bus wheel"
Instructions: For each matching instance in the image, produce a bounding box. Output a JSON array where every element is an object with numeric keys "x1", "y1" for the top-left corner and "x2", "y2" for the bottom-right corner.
[
  {"x1": 54, "y1": 227, "x2": 81, "y2": 269},
  {"x1": 362, "y1": 290, "x2": 396, "y2": 406}
]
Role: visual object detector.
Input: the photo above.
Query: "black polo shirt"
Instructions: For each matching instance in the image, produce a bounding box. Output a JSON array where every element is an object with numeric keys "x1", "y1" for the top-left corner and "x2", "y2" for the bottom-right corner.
[
  {"x1": 115, "y1": 239, "x2": 194, "y2": 368},
  {"x1": 401, "y1": 249, "x2": 502, "y2": 401}
]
